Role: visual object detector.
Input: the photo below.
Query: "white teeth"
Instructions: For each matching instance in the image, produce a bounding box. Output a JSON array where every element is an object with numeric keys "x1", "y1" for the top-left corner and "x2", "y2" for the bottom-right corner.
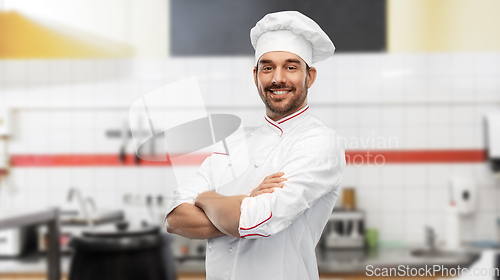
[{"x1": 272, "y1": 90, "x2": 288, "y2": 95}]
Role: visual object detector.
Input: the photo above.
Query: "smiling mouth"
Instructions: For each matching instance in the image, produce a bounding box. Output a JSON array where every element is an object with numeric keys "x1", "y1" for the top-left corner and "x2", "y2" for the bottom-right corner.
[{"x1": 269, "y1": 89, "x2": 292, "y2": 99}]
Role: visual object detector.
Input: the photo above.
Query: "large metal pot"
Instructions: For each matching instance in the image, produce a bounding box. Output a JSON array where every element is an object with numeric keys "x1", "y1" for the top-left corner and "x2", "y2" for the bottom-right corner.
[{"x1": 69, "y1": 223, "x2": 176, "y2": 280}]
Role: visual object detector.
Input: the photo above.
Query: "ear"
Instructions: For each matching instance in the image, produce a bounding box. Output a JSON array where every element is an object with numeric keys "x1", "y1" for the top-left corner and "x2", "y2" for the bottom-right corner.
[
  {"x1": 306, "y1": 67, "x2": 317, "y2": 89},
  {"x1": 253, "y1": 67, "x2": 258, "y2": 87}
]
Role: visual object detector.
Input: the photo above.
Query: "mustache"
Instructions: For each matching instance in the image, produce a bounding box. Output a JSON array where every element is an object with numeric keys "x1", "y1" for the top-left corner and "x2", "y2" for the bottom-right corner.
[{"x1": 264, "y1": 85, "x2": 296, "y2": 91}]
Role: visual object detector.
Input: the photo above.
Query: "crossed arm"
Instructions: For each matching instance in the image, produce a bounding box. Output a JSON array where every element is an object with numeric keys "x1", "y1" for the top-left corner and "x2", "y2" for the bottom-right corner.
[{"x1": 165, "y1": 172, "x2": 286, "y2": 239}]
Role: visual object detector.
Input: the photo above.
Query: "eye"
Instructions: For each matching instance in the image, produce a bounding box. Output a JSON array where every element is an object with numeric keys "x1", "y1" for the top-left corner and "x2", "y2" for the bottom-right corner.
[
  {"x1": 287, "y1": 66, "x2": 297, "y2": 70},
  {"x1": 262, "y1": 66, "x2": 273, "y2": 71}
]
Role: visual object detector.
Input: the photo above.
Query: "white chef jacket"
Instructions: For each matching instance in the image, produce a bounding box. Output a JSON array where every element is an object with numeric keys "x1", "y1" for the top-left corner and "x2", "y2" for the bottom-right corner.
[{"x1": 165, "y1": 105, "x2": 345, "y2": 280}]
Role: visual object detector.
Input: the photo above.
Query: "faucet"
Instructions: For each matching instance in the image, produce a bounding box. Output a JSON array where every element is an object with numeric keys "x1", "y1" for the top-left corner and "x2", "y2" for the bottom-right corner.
[
  {"x1": 425, "y1": 226, "x2": 436, "y2": 251},
  {"x1": 86, "y1": 197, "x2": 96, "y2": 212},
  {"x1": 67, "y1": 187, "x2": 94, "y2": 229}
]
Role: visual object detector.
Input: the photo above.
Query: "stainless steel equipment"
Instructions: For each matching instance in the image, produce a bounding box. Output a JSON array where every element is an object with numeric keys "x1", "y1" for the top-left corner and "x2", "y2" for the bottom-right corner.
[
  {"x1": 321, "y1": 210, "x2": 365, "y2": 250},
  {"x1": 0, "y1": 227, "x2": 25, "y2": 256},
  {"x1": 0, "y1": 208, "x2": 61, "y2": 280}
]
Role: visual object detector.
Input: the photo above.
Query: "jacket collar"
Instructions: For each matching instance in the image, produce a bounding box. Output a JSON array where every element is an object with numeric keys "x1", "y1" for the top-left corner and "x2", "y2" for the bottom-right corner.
[{"x1": 264, "y1": 105, "x2": 310, "y2": 137}]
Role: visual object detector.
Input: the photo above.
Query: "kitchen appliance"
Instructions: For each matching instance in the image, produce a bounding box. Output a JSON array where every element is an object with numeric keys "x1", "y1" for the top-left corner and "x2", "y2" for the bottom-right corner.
[
  {"x1": 484, "y1": 113, "x2": 500, "y2": 178},
  {"x1": 0, "y1": 208, "x2": 61, "y2": 280},
  {"x1": 321, "y1": 210, "x2": 365, "y2": 250},
  {"x1": 37, "y1": 209, "x2": 125, "y2": 253},
  {"x1": 69, "y1": 223, "x2": 176, "y2": 280},
  {"x1": 0, "y1": 226, "x2": 38, "y2": 257},
  {"x1": 449, "y1": 175, "x2": 476, "y2": 215},
  {"x1": 0, "y1": 228, "x2": 24, "y2": 256}
]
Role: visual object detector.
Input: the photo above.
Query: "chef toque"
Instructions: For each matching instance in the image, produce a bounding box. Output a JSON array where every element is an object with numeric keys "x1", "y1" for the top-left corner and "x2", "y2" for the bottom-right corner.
[{"x1": 250, "y1": 11, "x2": 335, "y2": 66}]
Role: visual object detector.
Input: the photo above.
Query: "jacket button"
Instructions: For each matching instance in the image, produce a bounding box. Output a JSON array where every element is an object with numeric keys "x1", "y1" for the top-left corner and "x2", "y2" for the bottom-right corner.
[
  {"x1": 254, "y1": 163, "x2": 259, "y2": 168},
  {"x1": 228, "y1": 248, "x2": 233, "y2": 253},
  {"x1": 208, "y1": 246, "x2": 213, "y2": 251},
  {"x1": 228, "y1": 161, "x2": 232, "y2": 166}
]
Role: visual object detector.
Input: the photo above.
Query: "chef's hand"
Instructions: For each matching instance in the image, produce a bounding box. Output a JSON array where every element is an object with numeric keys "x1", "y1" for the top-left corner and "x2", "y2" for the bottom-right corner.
[{"x1": 250, "y1": 172, "x2": 287, "y2": 197}]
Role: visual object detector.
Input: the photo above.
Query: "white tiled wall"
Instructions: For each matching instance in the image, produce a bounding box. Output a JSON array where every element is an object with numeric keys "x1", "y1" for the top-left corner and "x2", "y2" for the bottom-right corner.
[{"x1": 0, "y1": 53, "x2": 499, "y2": 245}]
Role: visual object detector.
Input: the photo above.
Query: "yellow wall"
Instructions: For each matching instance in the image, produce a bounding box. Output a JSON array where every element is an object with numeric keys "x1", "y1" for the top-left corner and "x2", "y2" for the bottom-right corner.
[
  {"x1": 388, "y1": 0, "x2": 500, "y2": 52},
  {"x1": 0, "y1": 11, "x2": 133, "y2": 58},
  {"x1": 0, "y1": 0, "x2": 168, "y2": 58}
]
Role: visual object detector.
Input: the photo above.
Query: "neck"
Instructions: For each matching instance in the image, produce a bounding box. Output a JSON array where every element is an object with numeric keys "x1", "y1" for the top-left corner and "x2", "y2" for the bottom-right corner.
[{"x1": 266, "y1": 102, "x2": 308, "y2": 122}]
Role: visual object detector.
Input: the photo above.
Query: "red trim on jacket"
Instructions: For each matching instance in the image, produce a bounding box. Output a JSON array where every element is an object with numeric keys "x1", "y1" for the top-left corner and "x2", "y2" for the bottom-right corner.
[
  {"x1": 239, "y1": 212, "x2": 273, "y2": 231},
  {"x1": 277, "y1": 105, "x2": 309, "y2": 124},
  {"x1": 241, "y1": 233, "x2": 270, "y2": 238},
  {"x1": 265, "y1": 118, "x2": 283, "y2": 137},
  {"x1": 212, "y1": 152, "x2": 227, "y2": 155}
]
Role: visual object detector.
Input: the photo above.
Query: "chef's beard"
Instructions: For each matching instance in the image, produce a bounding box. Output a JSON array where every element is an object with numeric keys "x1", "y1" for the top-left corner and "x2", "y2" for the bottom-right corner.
[{"x1": 259, "y1": 77, "x2": 308, "y2": 117}]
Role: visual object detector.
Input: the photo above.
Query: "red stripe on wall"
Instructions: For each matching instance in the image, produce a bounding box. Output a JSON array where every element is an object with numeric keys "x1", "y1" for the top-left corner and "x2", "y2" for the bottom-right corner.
[
  {"x1": 345, "y1": 150, "x2": 486, "y2": 164},
  {"x1": 11, "y1": 154, "x2": 211, "y2": 167},
  {"x1": 9, "y1": 149, "x2": 486, "y2": 167}
]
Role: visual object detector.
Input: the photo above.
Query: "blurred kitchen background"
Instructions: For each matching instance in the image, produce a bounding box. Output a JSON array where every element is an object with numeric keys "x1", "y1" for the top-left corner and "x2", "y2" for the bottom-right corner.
[{"x1": 1, "y1": 0, "x2": 500, "y2": 279}]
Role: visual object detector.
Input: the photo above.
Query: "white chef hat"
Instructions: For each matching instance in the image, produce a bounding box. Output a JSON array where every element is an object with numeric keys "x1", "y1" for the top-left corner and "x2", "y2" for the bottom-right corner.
[{"x1": 250, "y1": 11, "x2": 335, "y2": 66}]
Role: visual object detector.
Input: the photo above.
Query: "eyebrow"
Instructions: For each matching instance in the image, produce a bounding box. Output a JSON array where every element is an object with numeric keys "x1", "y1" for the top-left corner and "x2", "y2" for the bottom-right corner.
[
  {"x1": 258, "y1": 59, "x2": 303, "y2": 65},
  {"x1": 285, "y1": 59, "x2": 302, "y2": 64}
]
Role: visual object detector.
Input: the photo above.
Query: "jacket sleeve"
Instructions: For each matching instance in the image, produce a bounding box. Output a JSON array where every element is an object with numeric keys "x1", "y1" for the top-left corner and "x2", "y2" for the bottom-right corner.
[
  {"x1": 164, "y1": 154, "x2": 213, "y2": 220},
  {"x1": 238, "y1": 130, "x2": 345, "y2": 239}
]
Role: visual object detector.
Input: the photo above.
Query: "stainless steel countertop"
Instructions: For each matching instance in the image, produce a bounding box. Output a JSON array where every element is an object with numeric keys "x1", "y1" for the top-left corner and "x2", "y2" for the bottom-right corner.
[
  {"x1": 317, "y1": 247, "x2": 482, "y2": 273},
  {"x1": 0, "y1": 254, "x2": 203, "y2": 274},
  {"x1": 0, "y1": 247, "x2": 482, "y2": 275},
  {"x1": 0, "y1": 256, "x2": 70, "y2": 274}
]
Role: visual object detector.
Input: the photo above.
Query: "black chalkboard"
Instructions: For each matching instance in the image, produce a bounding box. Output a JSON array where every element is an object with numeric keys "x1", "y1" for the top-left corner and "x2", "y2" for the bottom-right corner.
[{"x1": 170, "y1": 0, "x2": 386, "y2": 56}]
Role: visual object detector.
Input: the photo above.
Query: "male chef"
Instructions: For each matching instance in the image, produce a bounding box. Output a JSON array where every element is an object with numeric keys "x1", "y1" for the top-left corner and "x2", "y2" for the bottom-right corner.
[{"x1": 165, "y1": 11, "x2": 345, "y2": 280}]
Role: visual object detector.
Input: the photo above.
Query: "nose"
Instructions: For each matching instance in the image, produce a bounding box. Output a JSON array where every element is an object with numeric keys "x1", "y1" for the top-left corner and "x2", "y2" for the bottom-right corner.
[{"x1": 273, "y1": 68, "x2": 286, "y2": 84}]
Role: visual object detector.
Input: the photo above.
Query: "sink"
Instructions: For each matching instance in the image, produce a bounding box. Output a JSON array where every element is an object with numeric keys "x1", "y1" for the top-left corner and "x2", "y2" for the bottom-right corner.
[
  {"x1": 409, "y1": 248, "x2": 482, "y2": 270},
  {"x1": 411, "y1": 249, "x2": 479, "y2": 260},
  {"x1": 60, "y1": 210, "x2": 124, "y2": 226}
]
